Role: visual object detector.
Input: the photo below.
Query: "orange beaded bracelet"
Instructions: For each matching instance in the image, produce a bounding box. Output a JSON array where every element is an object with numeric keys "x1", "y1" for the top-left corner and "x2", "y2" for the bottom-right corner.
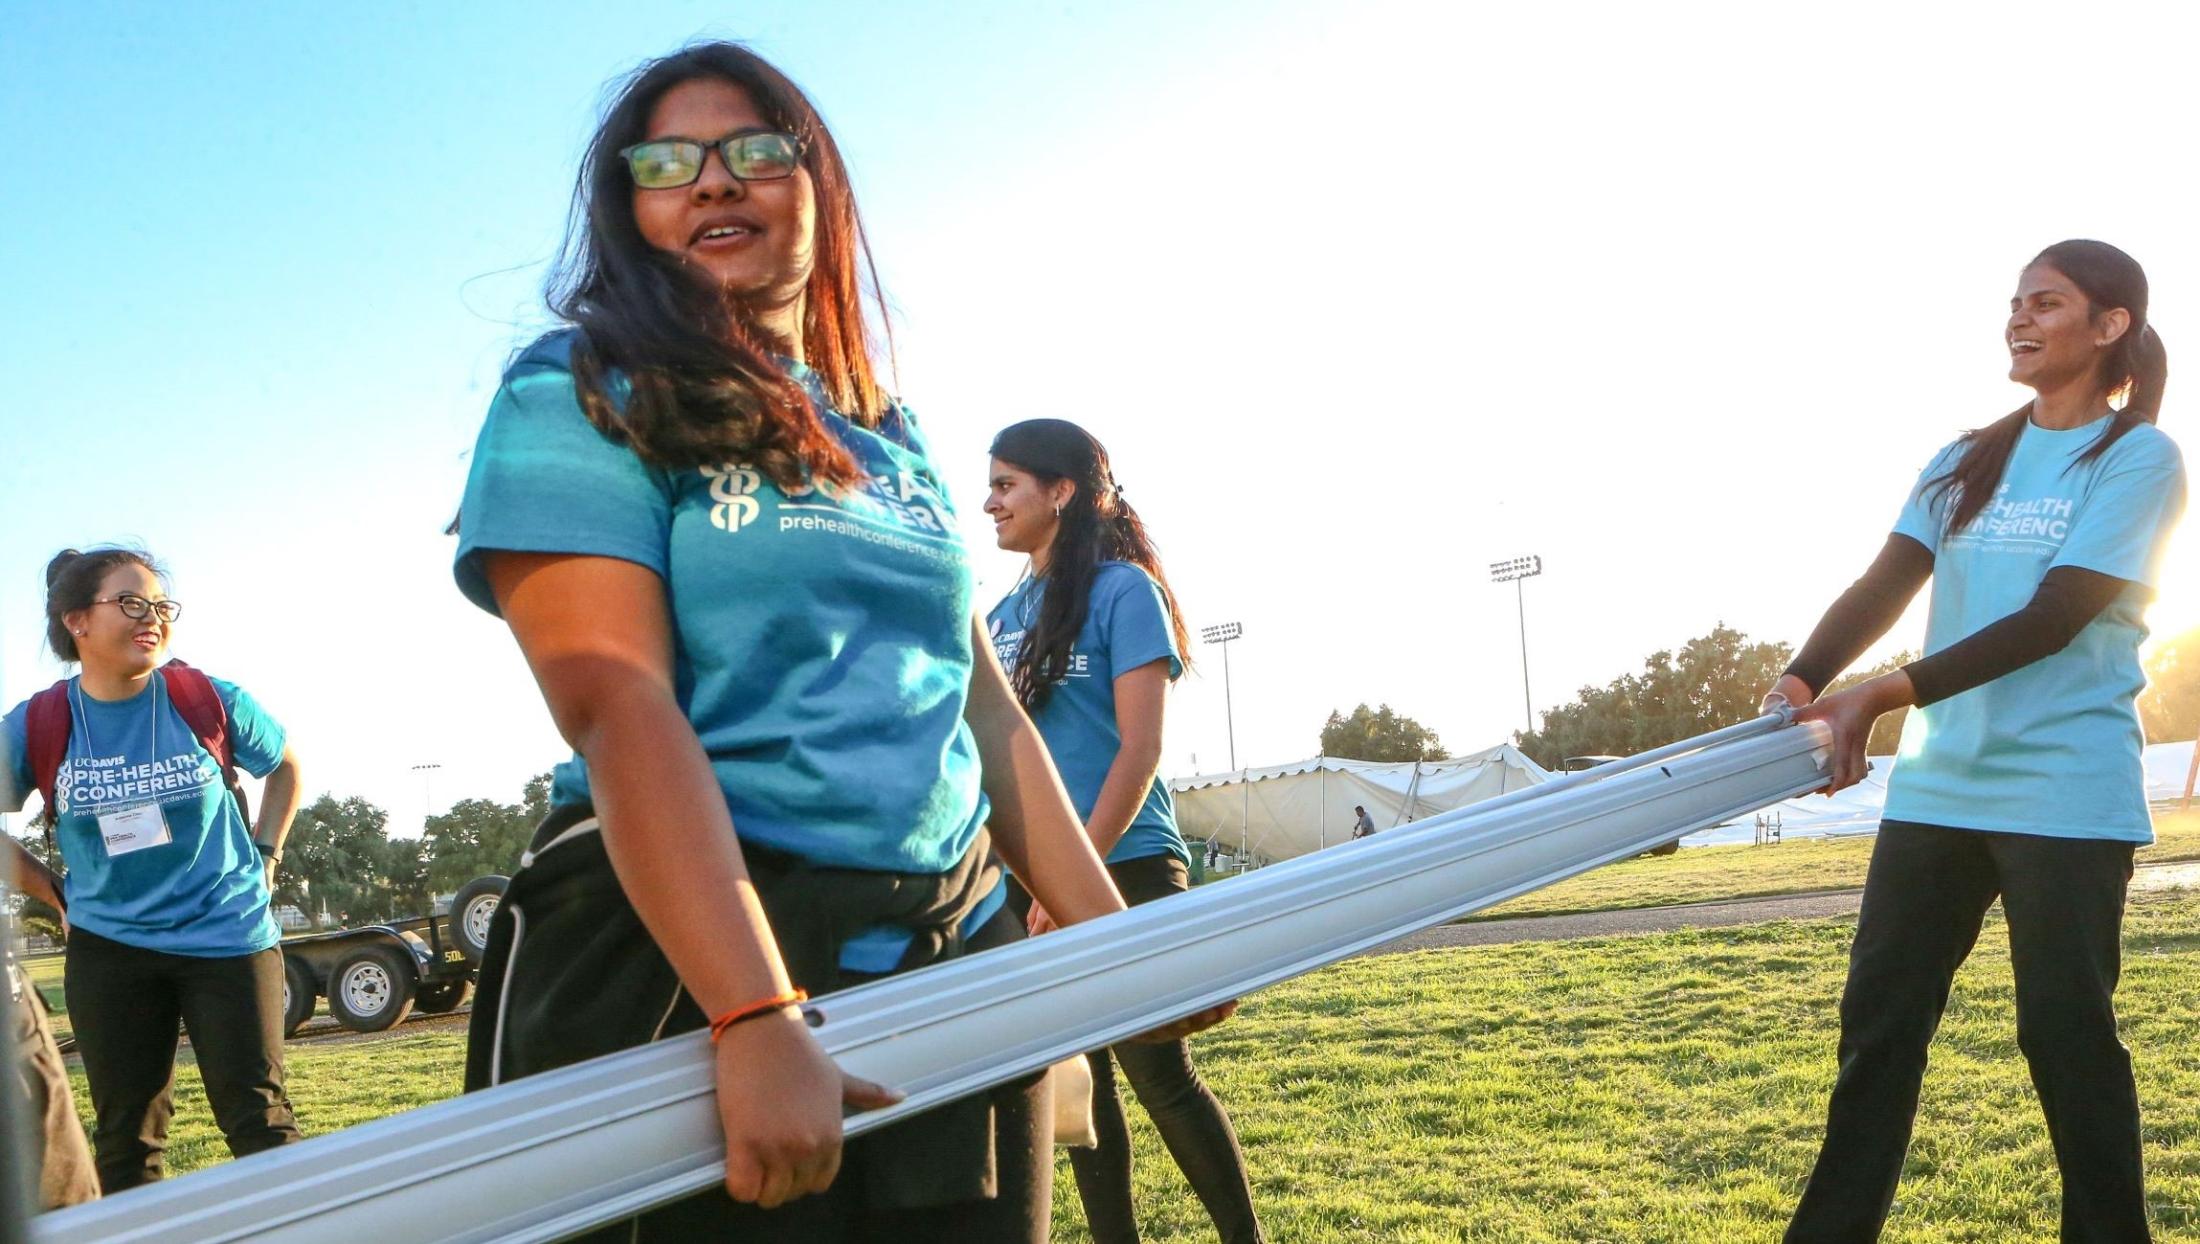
[{"x1": 707, "y1": 989, "x2": 809, "y2": 1043}]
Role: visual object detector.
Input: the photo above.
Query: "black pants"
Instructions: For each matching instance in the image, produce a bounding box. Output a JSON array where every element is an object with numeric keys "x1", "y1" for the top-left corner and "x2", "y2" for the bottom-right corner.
[
  {"x1": 469, "y1": 810, "x2": 1050, "y2": 1243},
  {"x1": 62, "y1": 928, "x2": 300, "y2": 1192},
  {"x1": 1016, "y1": 855, "x2": 1267, "y2": 1244},
  {"x1": 1787, "y1": 822, "x2": 2147, "y2": 1244}
]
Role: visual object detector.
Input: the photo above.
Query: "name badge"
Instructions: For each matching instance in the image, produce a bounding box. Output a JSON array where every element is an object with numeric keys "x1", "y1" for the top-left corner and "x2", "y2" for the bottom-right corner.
[{"x1": 97, "y1": 803, "x2": 173, "y2": 856}]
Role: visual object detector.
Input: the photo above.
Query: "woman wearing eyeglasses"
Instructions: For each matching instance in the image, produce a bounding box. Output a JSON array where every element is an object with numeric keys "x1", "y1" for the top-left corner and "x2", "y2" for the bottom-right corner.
[
  {"x1": 984, "y1": 419, "x2": 1267, "y2": 1244},
  {"x1": 451, "y1": 42, "x2": 1201, "y2": 1243},
  {"x1": 0, "y1": 547, "x2": 304, "y2": 1192}
]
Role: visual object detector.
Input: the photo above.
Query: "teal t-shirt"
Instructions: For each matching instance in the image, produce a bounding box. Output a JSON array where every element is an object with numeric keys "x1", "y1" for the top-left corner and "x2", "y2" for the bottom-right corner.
[
  {"x1": 986, "y1": 562, "x2": 1189, "y2": 866},
  {"x1": 453, "y1": 330, "x2": 988, "y2": 874},
  {"x1": 1884, "y1": 417, "x2": 2187, "y2": 841},
  {"x1": 2, "y1": 673, "x2": 286, "y2": 957}
]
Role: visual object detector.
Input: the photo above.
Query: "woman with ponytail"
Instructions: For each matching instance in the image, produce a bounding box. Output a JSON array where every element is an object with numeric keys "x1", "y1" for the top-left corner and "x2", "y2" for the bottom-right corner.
[
  {"x1": 984, "y1": 418, "x2": 1267, "y2": 1244},
  {"x1": 1770, "y1": 241, "x2": 2186, "y2": 1243}
]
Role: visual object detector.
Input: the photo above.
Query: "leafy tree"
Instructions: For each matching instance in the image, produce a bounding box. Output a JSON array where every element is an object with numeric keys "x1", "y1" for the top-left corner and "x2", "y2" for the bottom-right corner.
[
  {"x1": 6, "y1": 829, "x2": 65, "y2": 936},
  {"x1": 1320, "y1": 704, "x2": 1448, "y2": 763},
  {"x1": 280, "y1": 795, "x2": 418, "y2": 925},
  {"x1": 2140, "y1": 624, "x2": 2200, "y2": 744},
  {"x1": 423, "y1": 773, "x2": 551, "y2": 892},
  {"x1": 1516, "y1": 624, "x2": 1792, "y2": 767},
  {"x1": 1824, "y1": 650, "x2": 1920, "y2": 756}
]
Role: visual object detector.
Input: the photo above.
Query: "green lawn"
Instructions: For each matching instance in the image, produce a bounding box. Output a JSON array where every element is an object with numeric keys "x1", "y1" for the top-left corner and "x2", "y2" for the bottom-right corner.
[
  {"x1": 22, "y1": 951, "x2": 67, "y2": 1042},
  {"x1": 1470, "y1": 808, "x2": 2200, "y2": 922},
  {"x1": 61, "y1": 885, "x2": 2200, "y2": 1242}
]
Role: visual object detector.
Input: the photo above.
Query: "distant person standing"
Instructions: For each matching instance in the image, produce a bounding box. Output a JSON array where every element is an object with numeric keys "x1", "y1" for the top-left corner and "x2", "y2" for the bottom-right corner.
[
  {"x1": 1769, "y1": 241, "x2": 2184, "y2": 1243},
  {"x1": 1, "y1": 547, "x2": 305, "y2": 1192},
  {"x1": 1350, "y1": 806, "x2": 1376, "y2": 840},
  {"x1": 985, "y1": 418, "x2": 1266, "y2": 1244}
]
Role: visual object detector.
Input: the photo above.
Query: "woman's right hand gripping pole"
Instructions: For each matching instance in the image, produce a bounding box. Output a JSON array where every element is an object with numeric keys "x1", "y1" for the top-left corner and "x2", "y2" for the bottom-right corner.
[
  {"x1": 713, "y1": 1005, "x2": 901, "y2": 1206},
  {"x1": 485, "y1": 550, "x2": 901, "y2": 1208}
]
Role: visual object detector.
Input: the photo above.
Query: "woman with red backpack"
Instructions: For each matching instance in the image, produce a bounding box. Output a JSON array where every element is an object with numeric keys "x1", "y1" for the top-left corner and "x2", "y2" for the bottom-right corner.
[{"x1": 0, "y1": 547, "x2": 305, "y2": 1192}]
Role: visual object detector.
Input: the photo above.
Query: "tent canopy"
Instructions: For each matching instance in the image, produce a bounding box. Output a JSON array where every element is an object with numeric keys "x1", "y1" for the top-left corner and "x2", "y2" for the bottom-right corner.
[{"x1": 1168, "y1": 744, "x2": 1550, "y2": 863}]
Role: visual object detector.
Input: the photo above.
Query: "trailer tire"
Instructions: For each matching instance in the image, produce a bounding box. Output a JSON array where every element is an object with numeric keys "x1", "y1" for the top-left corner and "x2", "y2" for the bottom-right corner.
[
  {"x1": 281, "y1": 955, "x2": 317, "y2": 1037},
  {"x1": 414, "y1": 979, "x2": 474, "y2": 1014},
  {"x1": 327, "y1": 946, "x2": 415, "y2": 1033},
  {"x1": 451, "y1": 875, "x2": 508, "y2": 966},
  {"x1": 1646, "y1": 838, "x2": 1683, "y2": 857}
]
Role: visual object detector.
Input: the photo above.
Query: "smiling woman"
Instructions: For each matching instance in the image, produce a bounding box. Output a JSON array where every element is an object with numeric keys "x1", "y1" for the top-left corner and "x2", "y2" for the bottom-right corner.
[
  {"x1": 1, "y1": 546, "x2": 306, "y2": 1197},
  {"x1": 1764, "y1": 242, "x2": 2187, "y2": 1242},
  {"x1": 445, "y1": 39, "x2": 1190, "y2": 1244}
]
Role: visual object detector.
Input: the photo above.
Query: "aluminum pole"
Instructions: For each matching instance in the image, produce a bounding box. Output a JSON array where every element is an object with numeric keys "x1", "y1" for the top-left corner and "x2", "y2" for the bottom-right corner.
[{"x1": 42, "y1": 715, "x2": 1829, "y2": 1244}]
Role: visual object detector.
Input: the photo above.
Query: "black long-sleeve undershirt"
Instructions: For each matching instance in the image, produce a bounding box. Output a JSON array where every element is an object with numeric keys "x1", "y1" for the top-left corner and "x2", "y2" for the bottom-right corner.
[{"x1": 1783, "y1": 534, "x2": 2132, "y2": 708}]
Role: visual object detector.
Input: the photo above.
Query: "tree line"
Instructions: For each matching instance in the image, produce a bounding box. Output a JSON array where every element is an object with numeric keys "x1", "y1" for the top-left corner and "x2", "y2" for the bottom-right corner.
[
  {"x1": 1515, "y1": 620, "x2": 2200, "y2": 769},
  {"x1": 1318, "y1": 621, "x2": 2200, "y2": 771}
]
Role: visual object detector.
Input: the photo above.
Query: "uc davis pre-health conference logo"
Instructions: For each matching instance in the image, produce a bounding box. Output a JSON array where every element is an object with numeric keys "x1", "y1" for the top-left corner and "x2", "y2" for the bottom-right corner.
[{"x1": 700, "y1": 463, "x2": 764, "y2": 533}]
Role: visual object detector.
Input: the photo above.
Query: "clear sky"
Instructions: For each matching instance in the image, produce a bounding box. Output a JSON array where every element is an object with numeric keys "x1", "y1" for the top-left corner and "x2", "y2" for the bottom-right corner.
[{"x1": 3, "y1": 0, "x2": 2193, "y2": 835}]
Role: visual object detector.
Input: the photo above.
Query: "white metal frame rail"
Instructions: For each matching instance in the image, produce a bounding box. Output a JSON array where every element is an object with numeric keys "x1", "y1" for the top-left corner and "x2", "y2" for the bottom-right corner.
[{"x1": 40, "y1": 714, "x2": 1831, "y2": 1244}]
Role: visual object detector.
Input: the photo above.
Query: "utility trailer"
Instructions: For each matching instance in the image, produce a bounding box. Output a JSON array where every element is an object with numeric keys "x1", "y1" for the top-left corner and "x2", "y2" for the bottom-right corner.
[{"x1": 279, "y1": 875, "x2": 507, "y2": 1035}]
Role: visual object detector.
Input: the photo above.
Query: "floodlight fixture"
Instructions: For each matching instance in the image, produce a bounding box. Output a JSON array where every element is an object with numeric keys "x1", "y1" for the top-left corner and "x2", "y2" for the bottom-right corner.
[
  {"x1": 1490, "y1": 554, "x2": 1543, "y2": 730},
  {"x1": 1199, "y1": 622, "x2": 1244, "y2": 774}
]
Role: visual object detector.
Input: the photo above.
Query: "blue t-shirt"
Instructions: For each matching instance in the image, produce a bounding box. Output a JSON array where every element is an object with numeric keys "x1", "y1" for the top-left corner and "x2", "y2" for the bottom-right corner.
[
  {"x1": 2, "y1": 672, "x2": 286, "y2": 957},
  {"x1": 987, "y1": 562, "x2": 1188, "y2": 866},
  {"x1": 1885, "y1": 417, "x2": 2187, "y2": 841},
  {"x1": 453, "y1": 330, "x2": 988, "y2": 874}
]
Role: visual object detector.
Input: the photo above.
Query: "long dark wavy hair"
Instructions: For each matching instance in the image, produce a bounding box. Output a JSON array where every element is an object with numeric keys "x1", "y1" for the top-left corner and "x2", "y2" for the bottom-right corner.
[
  {"x1": 991, "y1": 420, "x2": 1192, "y2": 711},
  {"x1": 550, "y1": 42, "x2": 893, "y2": 492},
  {"x1": 1925, "y1": 239, "x2": 2169, "y2": 535}
]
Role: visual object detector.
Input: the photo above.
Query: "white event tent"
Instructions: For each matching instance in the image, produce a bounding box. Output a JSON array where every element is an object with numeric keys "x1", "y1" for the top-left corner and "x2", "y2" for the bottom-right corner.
[
  {"x1": 1708, "y1": 738, "x2": 2199, "y2": 843},
  {"x1": 1172, "y1": 740, "x2": 2199, "y2": 859},
  {"x1": 1168, "y1": 744, "x2": 1550, "y2": 864}
]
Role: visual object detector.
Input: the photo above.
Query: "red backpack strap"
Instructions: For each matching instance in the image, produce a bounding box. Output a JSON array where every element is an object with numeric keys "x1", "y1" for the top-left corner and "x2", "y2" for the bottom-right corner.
[
  {"x1": 159, "y1": 660, "x2": 250, "y2": 822},
  {"x1": 24, "y1": 679, "x2": 73, "y2": 826}
]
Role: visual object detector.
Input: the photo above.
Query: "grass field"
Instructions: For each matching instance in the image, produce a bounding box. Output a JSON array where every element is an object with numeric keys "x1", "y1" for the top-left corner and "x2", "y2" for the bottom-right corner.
[
  {"x1": 54, "y1": 882, "x2": 2200, "y2": 1241},
  {"x1": 1470, "y1": 807, "x2": 2200, "y2": 922}
]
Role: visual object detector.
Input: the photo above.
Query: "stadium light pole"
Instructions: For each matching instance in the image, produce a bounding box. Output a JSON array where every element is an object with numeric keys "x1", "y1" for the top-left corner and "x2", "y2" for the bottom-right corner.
[
  {"x1": 411, "y1": 763, "x2": 443, "y2": 829},
  {"x1": 1199, "y1": 623, "x2": 1244, "y2": 773},
  {"x1": 1200, "y1": 622, "x2": 1246, "y2": 864},
  {"x1": 1490, "y1": 555, "x2": 1543, "y2": 733}
]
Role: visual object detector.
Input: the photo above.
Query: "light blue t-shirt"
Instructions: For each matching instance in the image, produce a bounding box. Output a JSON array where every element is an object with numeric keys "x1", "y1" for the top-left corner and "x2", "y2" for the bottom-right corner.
[
  {"x1": 1884, "y1": 418, "x2": 2187, "y2": 841},
  {"x1": 454, "y1": 330, "x2": 988, "y2": 874},
  {"x1": 2, "y1": 672, "x2": 286, "y2": 957},
  {"x1": 987, "y1": 562, "x2": 1189, "y2": 866}
]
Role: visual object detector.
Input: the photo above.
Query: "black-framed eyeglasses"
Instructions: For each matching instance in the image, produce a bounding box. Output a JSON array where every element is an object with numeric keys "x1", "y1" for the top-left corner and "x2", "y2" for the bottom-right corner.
[
  {"x1": 618, "y1": 130, "x2": 804, "y2": 190},
  {"x1": 93, "y1": 594, "x2": 182, "y2": 623}
]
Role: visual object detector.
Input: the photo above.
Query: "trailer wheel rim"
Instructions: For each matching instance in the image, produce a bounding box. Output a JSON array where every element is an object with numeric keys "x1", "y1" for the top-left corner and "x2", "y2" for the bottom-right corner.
[
  {"x1": 342, "y1": 961, "x2": 394, "y2": 1016},
  {"x1": 464, "y1": 895, "x2": 497, "y2": 947}
]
